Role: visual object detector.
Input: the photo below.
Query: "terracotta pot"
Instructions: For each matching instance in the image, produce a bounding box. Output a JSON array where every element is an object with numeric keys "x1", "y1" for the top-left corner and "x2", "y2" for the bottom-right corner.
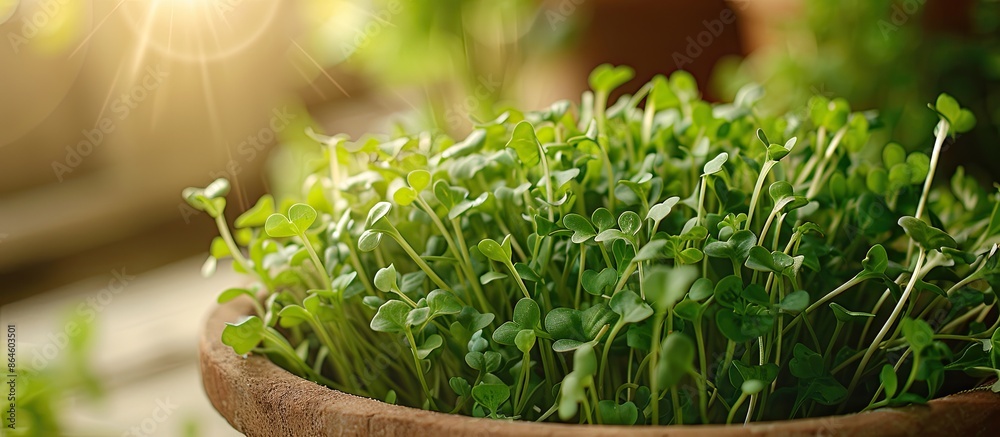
[{"x1": 201, "y1": 298, "x2": 1000, "y2": 436}]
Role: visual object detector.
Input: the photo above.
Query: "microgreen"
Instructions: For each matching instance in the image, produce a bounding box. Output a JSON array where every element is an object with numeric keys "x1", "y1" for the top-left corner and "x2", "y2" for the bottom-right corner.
[{"x1": 189, "y1": 68, "x2": 1000, "y2": 426}]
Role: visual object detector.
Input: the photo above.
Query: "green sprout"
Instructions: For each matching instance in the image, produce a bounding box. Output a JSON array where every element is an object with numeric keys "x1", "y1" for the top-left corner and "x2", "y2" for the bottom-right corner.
[{"x1": 188, "y1": 67, "x2": 1000, "y2": 426}]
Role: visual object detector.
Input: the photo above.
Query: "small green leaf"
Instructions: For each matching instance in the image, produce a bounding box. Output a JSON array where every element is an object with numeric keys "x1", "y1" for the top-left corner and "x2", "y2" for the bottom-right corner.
[
  {"x1": 777, "y1": 290, "x2": 809, "y2": 313},
  {"x1": 716, "y1": 308, "x2": 774, "y2": 342},
  {"x1": 209, "y1": 237, "x2": 230, "y2": 259},
  {"x1": 573, "y1": 343, "x2": 598, "y2": 375},
  {"x1": 673, "y1": 299, "x2": 702, "y2": 321},
  {"x1": 597, "y1": 400, "x2": 638, "y2": 425},
  {"x1": 467, "y1": 331, "x2": 488, "y2": 353},
  {"x1": 366, "y1": 202, "x2": 392, "y2": 227},
  {"x1": 406, "y1": 307, "x2": 430, "y2": 327},
  {"x1": 703, "y1": 152, "x2": 728, "y2": 175},
  {"x1": 882, "y1": 143, "x2": 906, "y2": 168},
  {"x1": 222, "y1": 316, "x2": 264, "y2": 355},
  {"x1": 649, "y1": 74, "x2": 679, "y2": 110},
  {"x1": 480, "y1": 271, "x2": 507, "y2": 285},
  {"x1": 591, "y1": 208, "x2": 616, "y2": 231},
  {"x1": 450, "y1": 377, "x2": 472, "y2": 397},
  {"x1": 393, "y1": 186, "x2": 418, "y2": 206},
  {"x1": 618, "y1": 211, "x2": 642, "y2": 236},
  {"x1": 676, "y1": 247, "x2": 705, "y2": 264},
  {"x1": 595, "y1": 229, "x2": 630, "y2": 244},
  {"x1": 552, "y1": 339, "x2": 586, "y2": 352},
  {"x1": 729, "y1": 230, "x2": 758, "y2": 262},
  {"x1": 541, "y1": 168, "x2": 581, "y2": 190},
  {"x1": 901, "y1": 317, "x2": 934, "y2": 353},
  {"x1": 506, "y1": 121, "x2": 542, "y2": 167},
  {"x1": 862, "y1": 244, "x2": 888, "y2": 274},
  {"x1": 829, "y1": 303, "x2": 875, "y2": 323},
  {"x1": 288, "y1": 203, "x2": 317, "y2": 232},
  {"x1": 407, "y1": 170, "x2": 431, "y2": 192},
  {"x1": 515, "y1": 329, "x2": 536, "y2": 354},
  {"x1": 789, "y1": 344, "x2": 825, "y2": 379},
  {"x1": 881, "y1": 364, "x2": 898, "y2": 399},
  {"x1": 766, "y1": 144, "x2": 790, "y2": 161},
  {"x1": 235, "y1": 195, "x2": 275, "y2": 228},
  {"x1": 264, "y1": 214, "x2": 297, "y2": 238},
  {"x1": 952, "y1": 109, "x2": 976, "y2": 133},
  {"x1": 898, "y1": 216, "x2": 957, "y2": 251},
  {"x1": 633, "y1": 239, "x2": 667, "y2": 262},
  {"x1": 742, "y1": 284, "x2": 769, "y2": 305},
  {"x1": 935, "y1": 93, "x2": 961, "y2": 123},
  {"x1": 204, "y1": 178, "x2": 231, "y2": 198},
  {"x1": 647, "y1": 197, "x2": 680, "y2": 227},
  {"x1": 741, "y1": 379, "x2": 765, "y2": 395},
  {"x1": 730, "y1": 361, "x2": 779, "y2": 387},
  {"x1": 217, "y1": 287, "x2": 254, "y2": 304},
  {"x1": 745, "y1": 246, "x2": 777, "y2": 272},
  {"x1": 545, "y1": 308, "x2": 585, "y2": 342},
  {"x1": 888, "y1": 163, "x2": 912, "y2": 190},
  {"x1": 443, "y1": 129, "x2": 486, "y2": 159},
  {"x1": 564, "y1": 214, "x2": 597, "y2": 243},
  {"x1": 991, "y1": 328, "x2": 1000, "y2": 368},
  {"x1": 756, "y1": 128, "x2": 769, "y2": 147},
  {"x1": 768, "y1": 181, "x2": 794, "y2": 202},
  {"x1": 492, "y1": 322, "x2": 521, "y2": 345},
  {"x1": 427, "y1": 290, "x2": 462, "y2": 316},
  {"x1": 558, "y1": 373, "x2": 586, "y2": 420},
  {"x1": 867, "y1": 169, "x2": 889, "y2": 194},
  {"x1": 688, "y1": 277, "x2": 714, "y2": 301},
  {"x1": 373, "y1": 264, "x2": 398, "y2": 292},
  {"x1": 358, "y1": 230, "x2": 383, "y2": 252},
  {"x1": 906, "y1": 153, "x2": 930, "y2": 184},
  {"x1": 582, "y1": 268, "x2": 617, "y2": 296},
  {"x1": 657, "y1": 332, "x2": 695, "y2": 387},
  {"x1": 466, "y1": 350, "x2": 501, "y2": 373},
  {"x1": 478, "y1": 238, "x2": 509, "y2": 263},
  {"x1": 362, "y1": 296, "x2": 385, "y2": 310},
  {"x1": 370, "y1": 300, "x2": 410, "y2": 333},
  {"x1": 416, "y1": 334, "x2": 443, "y2": 359},
  {"x1": 589, "y1": 63, "x2": 635, "y2": 94},
  {"x1": 448, "y1": 192, "x2": 489, "y2": 220},
  {"x1": 713, "y1": 275, "x2": 743, "y2": 309},
  {"x1": 610, "y1": 289, "x2": 654, "y2": 324},
  {"x1": 433, "y1": 180, "x2": 462, "y2": 209},
  {"x1": 513, "y1": 298, "x2": 541, "y2": 328},
  {"x1": 458, "y1": 309, "x2": 495, "y2": 335},
  {"x1": 472, "y1": 384, "x2": 510, "y2": 417},
  {"x1": 644, "y1": 265, "x2": 698, "y2": 312}
]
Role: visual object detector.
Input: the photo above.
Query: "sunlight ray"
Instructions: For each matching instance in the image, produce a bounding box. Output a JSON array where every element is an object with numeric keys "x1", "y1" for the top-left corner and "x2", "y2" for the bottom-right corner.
[
  {"x1": 291, "y1": 39, "x2": 351, "y2": 98},
  {"x1": 70, "y1": 0, "x2": 129, "y2": 58}
]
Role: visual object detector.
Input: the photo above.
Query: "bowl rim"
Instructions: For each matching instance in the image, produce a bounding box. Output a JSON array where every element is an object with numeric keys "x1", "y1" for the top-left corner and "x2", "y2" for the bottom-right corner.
[{"x1": 200, "y1": 297, "x2": 1000, "y2": 436}]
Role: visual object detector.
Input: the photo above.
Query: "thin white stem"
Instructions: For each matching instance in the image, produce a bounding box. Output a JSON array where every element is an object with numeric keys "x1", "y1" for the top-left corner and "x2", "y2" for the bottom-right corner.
[
  {"x1": 805, "y1": 126, "x2": 847, "y2": 199},
  {"x1": 847, "y1": 250, "x2": 927, "y2": 396},
  {"x1": 915, "y1": 119, "x2": 949, "y2": 221}
]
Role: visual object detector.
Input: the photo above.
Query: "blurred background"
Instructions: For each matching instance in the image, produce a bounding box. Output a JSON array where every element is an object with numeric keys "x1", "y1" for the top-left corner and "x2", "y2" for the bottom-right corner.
[{"x1": 0, "y1": 0, "x2": 996, "y2": 435}]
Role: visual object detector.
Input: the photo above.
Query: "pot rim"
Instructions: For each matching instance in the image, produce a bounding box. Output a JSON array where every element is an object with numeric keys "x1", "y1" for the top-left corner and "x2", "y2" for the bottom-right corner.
[{"x1": 200, "y1": 297, "x2": 1000, "y2": 436}]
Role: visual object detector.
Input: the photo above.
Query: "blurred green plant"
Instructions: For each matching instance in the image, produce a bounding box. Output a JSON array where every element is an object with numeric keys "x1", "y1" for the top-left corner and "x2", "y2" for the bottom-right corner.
[
  {"x1": 6, "y1": 312, "x2": 102, "y2": 437},
  {"x1": 302, "y1": 0, "x2": 577, "y2": 131},
  {"x1": 713, "y1": 0, "x2": 1000, "y2": 166}
]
